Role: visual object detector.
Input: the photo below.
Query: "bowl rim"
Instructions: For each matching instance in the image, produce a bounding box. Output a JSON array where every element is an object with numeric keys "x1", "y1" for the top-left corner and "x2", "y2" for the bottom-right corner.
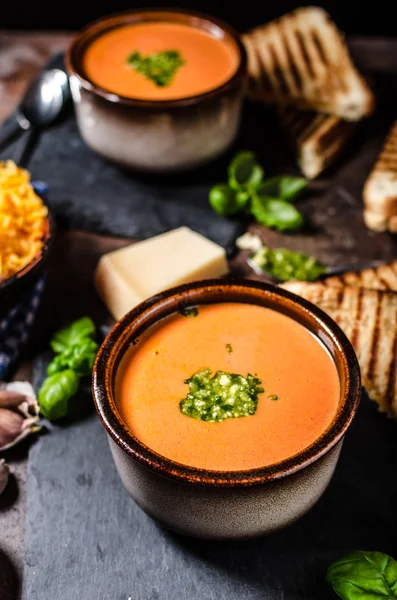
[
  {"x1": 0, "y1": 194, "x2": 55, "y2": 293},
  {"x1": 65, "y1": 7, "x2": 247, "y2": 110},
  {"x1": 92, "y1": 278, "x2": 361, "y2": 488}
]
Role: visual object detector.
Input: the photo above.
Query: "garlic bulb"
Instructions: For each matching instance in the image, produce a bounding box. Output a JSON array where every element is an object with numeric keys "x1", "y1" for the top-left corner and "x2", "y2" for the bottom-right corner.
[
  {"x1": 0, "y1": 458, "x2": 10, "y2": 495},
  {"x1": 0, "y1": 382, "x2": 41, "y2": 451}
]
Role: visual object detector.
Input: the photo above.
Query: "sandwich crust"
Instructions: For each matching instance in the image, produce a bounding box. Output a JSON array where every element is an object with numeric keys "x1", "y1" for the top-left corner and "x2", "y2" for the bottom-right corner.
[
  {"x1": 282, "y1": 280, "x2": 397, "y2": 416},
  {"x1": 243, "y1": 7, "x2": 375, "y2": 120},
  {"x1": 278, "y1": 106, "x2": 355, "y2": 178},
  {"x1": 363, "y1": 120, "x2": 397, "y2": 232}
]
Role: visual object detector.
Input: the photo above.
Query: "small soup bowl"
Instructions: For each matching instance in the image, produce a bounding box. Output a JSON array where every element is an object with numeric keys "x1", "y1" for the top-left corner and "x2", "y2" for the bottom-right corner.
[
  {"x1": 66, "y1": 9, "x2": 247, "y2": 172},
  {"x1": 92, "y1": 279, "x2": 361, "y2": 540}
]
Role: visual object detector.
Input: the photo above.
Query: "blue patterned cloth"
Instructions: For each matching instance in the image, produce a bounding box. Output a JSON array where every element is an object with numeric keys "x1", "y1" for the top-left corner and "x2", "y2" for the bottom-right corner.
[
  {"x1": 0, "y1": 181, "x2": 49, "y2": 378},
  {"x1": 0, "y1": 275, "x2": 46, "y2": 378}
]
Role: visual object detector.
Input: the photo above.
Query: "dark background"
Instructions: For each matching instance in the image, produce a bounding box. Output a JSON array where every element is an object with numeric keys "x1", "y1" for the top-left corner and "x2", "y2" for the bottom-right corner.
[{"x1": 1, "y1": 0, "x2": 397, "y2": 35}]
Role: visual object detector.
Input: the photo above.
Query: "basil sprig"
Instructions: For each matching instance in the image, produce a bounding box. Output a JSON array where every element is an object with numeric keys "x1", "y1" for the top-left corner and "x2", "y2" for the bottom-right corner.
[
  {"x1": 126, "y1": 50, "x2": 185, "y2": 87},
  {"x1": 327, "y1": 551, "x2": 397, "y2": 600},
  {"x1": 209, "y1": 151, "x2": 307, "y2": 231},
  {"x1": 38, "y1": 317, "x2": 99, "y2": 421}
]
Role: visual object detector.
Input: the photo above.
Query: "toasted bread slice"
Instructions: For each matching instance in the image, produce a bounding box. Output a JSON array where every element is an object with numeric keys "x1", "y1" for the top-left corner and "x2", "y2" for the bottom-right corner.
[
  {"x1": 278, "y1": 106, "x2": 355, "y2": 178},
  {"x1": 242, "y1": 7, "x2": 375, "y2": 120},
  {"x1": 281, "y1": 281, "x2": 397, "y2": 416},
  {"x1": 363, "y1": 120, "x2": 397, "y2": 232},
  {"x1": 323, "y1": 261, "x2": 397, "y2": 291}
]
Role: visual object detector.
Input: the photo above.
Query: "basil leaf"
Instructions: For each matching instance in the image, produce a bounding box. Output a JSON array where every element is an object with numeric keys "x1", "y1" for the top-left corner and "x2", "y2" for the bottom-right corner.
[
  {"x1": 246, "y1": 164, "x2": 265, "y2": 190},
  {"x1": 66, "y1": 339, "x2": 98, "y2": 376},
  {"x1": 209, "y1": 185, "x2": 240, "y2": 216},
  {"x1": 236, "y1": 189, "x2": 251, "y2": 211},
  {"x1": 47, "y1": 338, "x2": 99, "y2": 377},
  {"x1": 47, "y1": 354, "x2": 66, "y2": 376},
  {"x1": 251, "y1": 196, "x2": 304, "y2": 231},
  {"x1": 256, "y1": 176, "x2": 307, "y2": 202},
  {"x1": 278, "y1": 176, "x2": 308, "y2": 201},
  {"x1": 38, "y1": 370, "x2": 80, "y2": 421},
  {"x1": 50, "y1": 317, "x2": 96, "y2": 353},
  {"x1": 255, "y1": 178, "x2": 280, "y2": 198},
  {"x1": 228, "y1": 151, "x2": 264, "y2": 190},
  {"x1": 327, "y1": 551, "x2": 397, "y2": 600}
]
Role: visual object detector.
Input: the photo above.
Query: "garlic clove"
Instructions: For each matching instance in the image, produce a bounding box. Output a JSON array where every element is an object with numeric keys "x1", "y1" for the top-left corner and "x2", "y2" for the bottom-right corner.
[
  {"x1": 235, "y1": 232, "x2": 263, "y2": 252},
  {"x1": 0, "y1": 382, "x2": 41, "y2": 451},
  {"x1": 0, "y1": 382, "x2": 39, "y2": 416},
  {"x1": 0, "y1": 390, "x2": 27, "y2": 408},
  {"x1": 0, "y1": 408, "x2": 41, "y2": 451},
  {"x1": 0, "y1": 408, "x2": 25, "y2": 448},
  {"x1": 0, "y1": 458, "x2": 10, "y2": 495}
]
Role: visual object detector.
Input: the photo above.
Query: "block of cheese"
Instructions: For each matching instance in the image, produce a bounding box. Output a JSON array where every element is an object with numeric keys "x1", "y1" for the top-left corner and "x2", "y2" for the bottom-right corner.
[{"x1": 95, "y1": 227, "x2": 229, "y2": 320}]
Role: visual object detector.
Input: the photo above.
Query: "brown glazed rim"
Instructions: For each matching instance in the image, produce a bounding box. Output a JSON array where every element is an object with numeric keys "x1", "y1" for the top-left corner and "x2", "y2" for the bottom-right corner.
[
  {"x1": 93, "y1": 279, "x2": 361, "y2": 488},
  {"x1": 65, "y1": 8, "x2": 247, "y2": 110},
  {"x1": 0, "y1": 196, "x2": 55, "y2": 292}
]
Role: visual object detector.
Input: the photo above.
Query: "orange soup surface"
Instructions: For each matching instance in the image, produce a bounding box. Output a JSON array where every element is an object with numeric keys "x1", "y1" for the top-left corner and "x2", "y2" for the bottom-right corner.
[
  {"x1": 116, "y1": 303, "x2": 340, "y2": 471},
  {"x1": 83, "y1": 22, "x2": 239, "y2": 100}
]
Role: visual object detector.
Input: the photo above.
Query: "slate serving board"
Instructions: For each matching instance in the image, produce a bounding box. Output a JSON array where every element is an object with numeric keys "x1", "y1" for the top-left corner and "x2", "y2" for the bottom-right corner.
[{"x1": 23, "y1": 357, "x2": 397, "y2": 600}]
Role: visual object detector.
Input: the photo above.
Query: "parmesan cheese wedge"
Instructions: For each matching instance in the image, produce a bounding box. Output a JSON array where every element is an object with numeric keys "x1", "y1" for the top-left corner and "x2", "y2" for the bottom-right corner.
[{"x1": 95, "y1": 227, "x2": 229, "y2": 320}]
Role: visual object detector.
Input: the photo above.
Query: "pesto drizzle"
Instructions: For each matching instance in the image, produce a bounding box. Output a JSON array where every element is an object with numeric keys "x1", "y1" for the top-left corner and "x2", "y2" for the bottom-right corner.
[
  {"x1": 180, "y1": 368, "x2": 264, "y2": 423},
  {"x1": 126, "y1": 50, "x2": 185, "y2": 87},
  {"x1": 251, "y1": 246, "x2": 326, "y2": 282}
]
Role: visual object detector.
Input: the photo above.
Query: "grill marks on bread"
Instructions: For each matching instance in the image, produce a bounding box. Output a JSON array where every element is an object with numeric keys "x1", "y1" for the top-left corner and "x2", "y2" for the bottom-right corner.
[
  {"x1": 278, "y1": 106, "x2": 355, "y2": 178},
  {"x1": 281, "y1": 281, "x2": 397, "y2": 416},
  {"x1": 323, "y1": 260, "x2": 397, "y2": 291},
  {"x1": 243, "y1": 7, "x2": 374, "y2": 120},
  {"x1": 364, "y1": 120, "x2": 397, "y2": 232}
]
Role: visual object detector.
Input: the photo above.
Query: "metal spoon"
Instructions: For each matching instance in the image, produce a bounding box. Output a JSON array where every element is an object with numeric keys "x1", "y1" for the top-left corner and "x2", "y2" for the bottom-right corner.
[{"x1": 0, "y1": 68, "x2": 70, "y2": 166}]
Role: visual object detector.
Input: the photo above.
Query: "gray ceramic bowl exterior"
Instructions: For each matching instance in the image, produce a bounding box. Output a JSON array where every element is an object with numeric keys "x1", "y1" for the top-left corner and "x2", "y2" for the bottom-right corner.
[
  {"x1": 93, "y1": 279, "x2": 361, "y2": 540},
  {"x1": 69, "y1": 82, "x2": 244, "y2": 171},
  {"x1": 66, "y1": 10, "x2": 247, "y2": 172},
  {"x1": 109, "y1": 437, "x2": 343, "y2": 540}
]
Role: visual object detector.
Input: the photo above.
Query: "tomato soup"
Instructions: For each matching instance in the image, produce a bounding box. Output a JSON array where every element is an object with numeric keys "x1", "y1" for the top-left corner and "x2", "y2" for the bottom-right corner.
[
  {"x1": 116, "y1": 303, "x2": 340, "y2": 471},
  {"x1": 83, "y1": 22, "x2": 239, "y2": 101}
]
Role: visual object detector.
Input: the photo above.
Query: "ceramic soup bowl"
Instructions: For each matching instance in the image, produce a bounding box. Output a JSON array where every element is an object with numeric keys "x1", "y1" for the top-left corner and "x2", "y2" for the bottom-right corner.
[
  {"x1": 92, "y1": 279, "x2": 361, "y2": 540},
  {"x1": 66, "y1": 9, "x2": 247, "y2": 172}
]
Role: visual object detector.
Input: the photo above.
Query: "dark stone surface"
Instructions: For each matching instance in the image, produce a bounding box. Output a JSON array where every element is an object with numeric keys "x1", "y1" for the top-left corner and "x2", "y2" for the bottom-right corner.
[
  {"x1": 3, "y1": 39, "x2": 397, "y2": 599},
  {"x1": 22, "y1": 361, "x2": 397, "y2": 600},
  {"x1": 0, "y1": 549, "x2": 19, "y2": 600}
]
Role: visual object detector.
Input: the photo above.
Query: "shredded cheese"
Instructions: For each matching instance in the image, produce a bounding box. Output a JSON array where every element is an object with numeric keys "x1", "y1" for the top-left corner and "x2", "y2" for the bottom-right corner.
[{"x1": 0, "y1": 160, "x2": 48, "y2": 281}]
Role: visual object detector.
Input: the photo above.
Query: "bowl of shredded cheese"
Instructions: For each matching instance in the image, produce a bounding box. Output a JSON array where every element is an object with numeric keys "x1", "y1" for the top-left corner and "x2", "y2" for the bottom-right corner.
[{"x1": 0, "y1": 160, "x2": 54, "y2": 318}]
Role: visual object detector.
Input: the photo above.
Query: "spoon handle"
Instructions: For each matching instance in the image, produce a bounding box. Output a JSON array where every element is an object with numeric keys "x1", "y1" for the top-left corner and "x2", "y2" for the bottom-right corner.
[
  {"x1": 0, "y1": 117, "x2": 23, "y2": 153},
  {"x1": 12, "y1": 128, "x2": 40, "y2": 168}
]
